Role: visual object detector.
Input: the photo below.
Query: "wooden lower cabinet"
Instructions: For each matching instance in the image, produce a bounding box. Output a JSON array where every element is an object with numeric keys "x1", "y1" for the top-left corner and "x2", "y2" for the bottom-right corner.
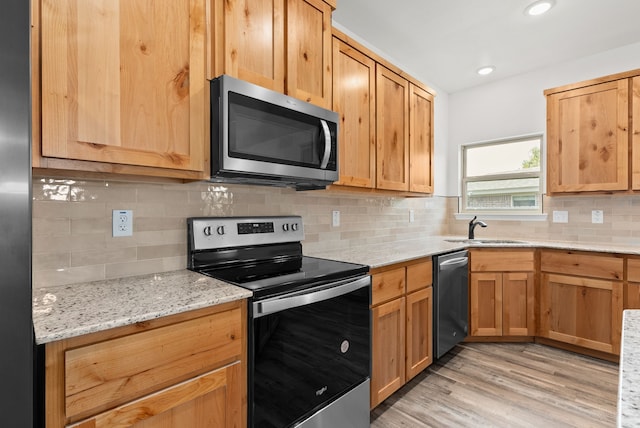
[
  {"x1": 626, "y1": 258, "x2": 640, "y2": 309},
  {"x1": 406, "y1": 286, "x2": 433, "y2": 379},
  {"x1": 469, "y1": 250, "x2": 535, "y2": 338},
  {"x1": 539, "y1": 251, "x2": 623, "y2": 355},
  {"x1": 371, "y1": 296, "x2": 406, "y2": 407},
  {"x1": 45, "y1": 301, "x2": 247, "y2": 427},
  {"x1": 67, "y1": 363, "x2": 241, "y2": 428},
  {"x1": 370, "y1": 259, "x2": 433, "y2": 408}
]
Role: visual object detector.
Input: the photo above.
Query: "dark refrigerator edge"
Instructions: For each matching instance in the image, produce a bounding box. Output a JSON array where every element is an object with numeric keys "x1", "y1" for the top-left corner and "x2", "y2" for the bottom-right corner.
[{"x1": 0, "y1": 0, "x2": 34, "y2": 424}]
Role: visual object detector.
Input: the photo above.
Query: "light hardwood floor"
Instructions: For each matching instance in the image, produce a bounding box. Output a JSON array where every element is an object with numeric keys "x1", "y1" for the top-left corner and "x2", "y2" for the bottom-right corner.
[{"x1": 370, "y1": 342, "x2": 619, "y2": 428}]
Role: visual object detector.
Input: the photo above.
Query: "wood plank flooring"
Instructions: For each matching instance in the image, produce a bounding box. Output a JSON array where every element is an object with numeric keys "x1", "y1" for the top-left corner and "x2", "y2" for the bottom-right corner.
[{"x1": 370, "y1": 342, "x2": 619, "y2": 428}]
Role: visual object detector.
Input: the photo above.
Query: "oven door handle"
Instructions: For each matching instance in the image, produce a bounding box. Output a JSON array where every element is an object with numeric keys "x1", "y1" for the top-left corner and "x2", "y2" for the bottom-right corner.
[{"x1": 253, "y1": 275, "x2": 370, "y2": 318}]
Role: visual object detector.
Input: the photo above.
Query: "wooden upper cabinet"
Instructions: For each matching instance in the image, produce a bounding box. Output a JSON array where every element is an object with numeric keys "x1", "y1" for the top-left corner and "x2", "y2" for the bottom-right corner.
[
  {"x1": 632, "y1": 76, "x2": 640, "y2": 190},
  {"x1": 213, "y1": 0, "x2": 333, "y2": 109},
  {"x1": 332, "y1": 37, "x2": 376, "y2": 188},
  {"x1": 212, "y1": 0, "x2": 285, "y2": 91},
  {"x1": 545, "y1": 79, "x2": 629, "y2": 193},
  {"x1": 286, "y1": 0, "x2": 333, "y2": 109},
  {"x1": 409, "y1": 84, "x2": 434, "y2": 193},
  {"x1": 39, "y1": 0, "x2": 207, "y2": 174},
  {"x1": 376, "y1": 65, "x2": 410, "y2": 191}
]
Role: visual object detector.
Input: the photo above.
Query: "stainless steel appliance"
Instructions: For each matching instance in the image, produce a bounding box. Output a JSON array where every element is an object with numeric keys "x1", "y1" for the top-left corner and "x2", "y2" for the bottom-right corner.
[
  {"x1": 210, "y1": 75, "x2": 339, "y2": 190},
  {"x1": 0, "y1": 0, "x2": 34, "y2": 424},
  {"x1": 188, "y1": 216, "x2": 371, "y2": 428},
  {"x1": 433, "y1": 250, "x2": 469, "y2": 359}
]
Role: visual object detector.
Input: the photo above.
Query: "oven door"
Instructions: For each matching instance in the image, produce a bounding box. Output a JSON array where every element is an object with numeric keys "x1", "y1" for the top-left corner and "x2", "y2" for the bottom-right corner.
[{"x1": 250, "y1": 275, "x2": 371, "y2": 428}]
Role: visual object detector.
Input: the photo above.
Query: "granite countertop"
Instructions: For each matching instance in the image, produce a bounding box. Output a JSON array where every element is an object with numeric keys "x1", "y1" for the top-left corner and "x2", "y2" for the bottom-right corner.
[
  {"x1": 32, "y1": 270, "x2": 252, "y2": 345},
  {"x1": 307, "y1": 236, "x2": 640, "y2": 269},
  {"x1": 33, "y1": 236, "x2": 640, "y2": 345},
  {"x1": 619, "y1": 310, "x2": 640, "y2": 427}
]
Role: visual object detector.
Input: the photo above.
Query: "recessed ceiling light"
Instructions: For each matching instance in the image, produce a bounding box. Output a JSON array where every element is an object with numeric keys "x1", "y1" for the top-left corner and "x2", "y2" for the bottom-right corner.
[
  {"x1": 525, "y1": 0, "x2": 555, "y2": 16},
  {"x1": 477, "y1": 66, "x2": 495, "y2": 76}
]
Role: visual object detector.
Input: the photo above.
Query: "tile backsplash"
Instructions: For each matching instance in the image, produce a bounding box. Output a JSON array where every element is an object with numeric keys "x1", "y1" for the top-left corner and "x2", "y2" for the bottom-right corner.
[
  {"x1": 449, "y1": 194, "x2": 640, "y2": 245},
  {"x1": 33, "y1": 177, "x2": 640, "y2": 289},
  {"x1": 32, "y1": 177, "x2": 451, "y2": 289}
]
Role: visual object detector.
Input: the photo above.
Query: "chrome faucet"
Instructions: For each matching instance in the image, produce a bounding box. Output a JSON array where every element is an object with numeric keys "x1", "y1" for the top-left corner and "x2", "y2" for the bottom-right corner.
[{"x1": 468, "y1": 216, "x2": 487, "y2": 239}]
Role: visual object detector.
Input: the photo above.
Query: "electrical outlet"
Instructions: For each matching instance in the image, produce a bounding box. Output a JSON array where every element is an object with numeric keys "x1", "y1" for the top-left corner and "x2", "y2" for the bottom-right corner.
[
  {"x1": 332, "y1": 210, "x2": 340, "y2": 227},
  {"x1": 552, "y1": 210, "x2": 568, "y2": 223},
  {"x1": 592, "y1": 210, "x2": 604, "y2": 224},
  {"x1": 112, "y1": 209, "x2": 133, "y2": 237},
  {"x1": 409, "y1": 210, "x2": 415, "y2": 223}
]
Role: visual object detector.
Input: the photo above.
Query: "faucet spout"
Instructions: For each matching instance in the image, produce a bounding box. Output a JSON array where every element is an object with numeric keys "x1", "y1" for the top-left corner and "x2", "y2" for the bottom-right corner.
[{"x1": 468, "y1": 216, "x2": 488, "y2": 239}]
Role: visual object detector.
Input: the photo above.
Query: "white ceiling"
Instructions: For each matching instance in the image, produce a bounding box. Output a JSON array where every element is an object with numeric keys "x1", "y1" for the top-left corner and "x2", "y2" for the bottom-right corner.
[{"x1": 332, "y1": 0, "x2": 640, "y2": 94}]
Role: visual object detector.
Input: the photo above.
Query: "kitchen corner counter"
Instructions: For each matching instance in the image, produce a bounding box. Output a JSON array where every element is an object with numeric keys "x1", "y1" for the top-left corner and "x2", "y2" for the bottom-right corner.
[
  {"x1": 32, "y1": 270, "x2": 252, "y2": 345},
  {"x1": 619, "y1": 310, "x2": 640, "y2": 427},
  {"x1": 306, "y1": 236, "x2": 640, "y2": 271}
]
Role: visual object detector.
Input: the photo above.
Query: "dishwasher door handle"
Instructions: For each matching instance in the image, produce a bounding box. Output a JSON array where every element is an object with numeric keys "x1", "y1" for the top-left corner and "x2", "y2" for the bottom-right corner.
[{"x1": 439, "y1": 257, "x2": 468, "y2": 268}]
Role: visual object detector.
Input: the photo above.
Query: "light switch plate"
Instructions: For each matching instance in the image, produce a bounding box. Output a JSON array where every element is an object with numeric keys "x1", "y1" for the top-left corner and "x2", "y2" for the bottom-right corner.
[
  {"x1": 592, "y1": 210, "x2": 604, "y2": 224},
  {"x1": 332, "y1": 210, "x2": 340, "y2": 227},
  {"x1": 552, "y1": 210, "x2": 568, "y2": 223},
  {"x1": 409, "y1": 210, "x2": 415, "y2": 223}
]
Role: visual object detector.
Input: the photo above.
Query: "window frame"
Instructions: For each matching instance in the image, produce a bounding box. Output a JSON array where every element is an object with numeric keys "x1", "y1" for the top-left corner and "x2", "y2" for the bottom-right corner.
[{"x1": 460, "y1": 134, "x2": 544, "y2": 216}]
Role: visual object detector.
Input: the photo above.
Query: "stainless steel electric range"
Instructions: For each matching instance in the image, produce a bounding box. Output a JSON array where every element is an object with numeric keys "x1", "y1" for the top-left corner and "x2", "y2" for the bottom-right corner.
[{"x1": 187, "y1": 216, "x2": 371, "y2": 428}]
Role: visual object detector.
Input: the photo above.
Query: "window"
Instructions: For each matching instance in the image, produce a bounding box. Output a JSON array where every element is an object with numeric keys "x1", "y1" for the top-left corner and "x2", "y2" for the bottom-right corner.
[{"x1": 461, "y1": 135, "x2": 542, "y2": 214}]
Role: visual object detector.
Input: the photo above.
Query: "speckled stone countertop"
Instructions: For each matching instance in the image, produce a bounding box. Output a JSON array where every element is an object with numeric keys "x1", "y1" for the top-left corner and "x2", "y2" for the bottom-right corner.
[
  {"x1": 32, "y1": 270, "x2": 252, "y2": 345},
  {"x1": 306, "y1": 236, "x2": 640, "y2": 269},
  {"x1": 619, "y1": 310, "x2": 640, "y2": 427}
]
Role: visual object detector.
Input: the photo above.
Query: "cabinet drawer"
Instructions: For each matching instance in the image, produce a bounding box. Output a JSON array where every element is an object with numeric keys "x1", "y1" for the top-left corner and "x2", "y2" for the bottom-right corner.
[
  {"x1": 540, "y1": 251, "x2": 623, "y2": 280},
  {"x1": 372, "y1": 267, "x2": 406, "y2": 306},
  {"x1": 406, "y1": 259, "x2": 432, "y2": 293},
  {"x1": 628, "y1": 258, "x2": 640, "y2": 282},
  {"x1": 470, "y1": 250, "x2": 534, "y2": 272},
  {"x1": 64, "y1": 307, "x2": 243, "y2": 420}
]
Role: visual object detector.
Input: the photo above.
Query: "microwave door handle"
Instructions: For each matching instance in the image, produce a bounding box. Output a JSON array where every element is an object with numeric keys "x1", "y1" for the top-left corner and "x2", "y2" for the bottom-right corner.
[{"x1": 319, "y1": 119, "x2": 331, "y2": 169}]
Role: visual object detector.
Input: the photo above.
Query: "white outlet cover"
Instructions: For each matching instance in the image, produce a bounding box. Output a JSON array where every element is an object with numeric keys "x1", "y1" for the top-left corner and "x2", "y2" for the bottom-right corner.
[
  {"x1": 592, "y1": 210, "x2": 604, "y2": 224},
  {"x1": 552, "y1": 210, "x2": 568, "y2": 223},
  {"x1": 113, "y1": 209, "x2": 133, "y2": 237},
  {"x1": 409, "y1": 209, "x2": 415, "y2": 223}
]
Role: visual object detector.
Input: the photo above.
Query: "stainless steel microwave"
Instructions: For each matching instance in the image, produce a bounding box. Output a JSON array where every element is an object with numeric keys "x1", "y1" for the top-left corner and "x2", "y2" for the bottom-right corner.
[{"x1": 210, "y1": 75, "x2": 339, "y2": 190}]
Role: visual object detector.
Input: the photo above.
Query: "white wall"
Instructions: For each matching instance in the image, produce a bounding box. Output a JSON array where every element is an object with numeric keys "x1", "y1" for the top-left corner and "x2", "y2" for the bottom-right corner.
[{"x1": 446, "y1": 41, "x2": 640, "y2": 197}]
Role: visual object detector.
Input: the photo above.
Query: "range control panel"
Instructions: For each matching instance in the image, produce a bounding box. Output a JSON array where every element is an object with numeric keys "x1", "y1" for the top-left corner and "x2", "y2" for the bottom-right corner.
[{"x1": 189, "y1": 216, "x2": 304, "y2": 250}]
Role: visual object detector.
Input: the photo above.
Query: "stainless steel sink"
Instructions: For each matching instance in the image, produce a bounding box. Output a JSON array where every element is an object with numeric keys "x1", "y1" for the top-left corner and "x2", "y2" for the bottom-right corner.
[{"x1": 445, "y1": 239, "x2": 525, "y2": 244}]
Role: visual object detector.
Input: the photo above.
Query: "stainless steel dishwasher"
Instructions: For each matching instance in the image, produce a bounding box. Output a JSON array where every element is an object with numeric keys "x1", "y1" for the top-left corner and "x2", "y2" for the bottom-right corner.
[{"x1": 433, "y1": 250, "x2": 469, "y2": 359}]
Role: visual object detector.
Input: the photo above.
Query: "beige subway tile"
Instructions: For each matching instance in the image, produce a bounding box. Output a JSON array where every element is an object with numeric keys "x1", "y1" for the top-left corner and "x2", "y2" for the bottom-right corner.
[
  {"x1": 105, "y1": 259, "x2": 164, "y2": 279},
  {"x1": 71, "y1": 247, "x2": 137, "y2": 267},
  {"x1": 33, "y1": 252, "x2": 70, "y2": 271},
  {"x1": 33, "y1": 265, "x2": 105, "y2": 288},
  {"x1": 33, "y1": 217, "x2": 70, "y2": 237},
  {"x1": 137, "y1": 244, "x2": 186, "y2": 260}
]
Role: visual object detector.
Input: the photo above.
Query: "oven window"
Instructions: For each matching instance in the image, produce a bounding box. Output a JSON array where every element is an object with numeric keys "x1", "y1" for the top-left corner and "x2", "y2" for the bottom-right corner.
[
  {"x1": 228, "y1": 92, "x2": 335, "y2": 169},
  {"x1": 251, "y1": 285, "x2": 370, "y2": 427}
]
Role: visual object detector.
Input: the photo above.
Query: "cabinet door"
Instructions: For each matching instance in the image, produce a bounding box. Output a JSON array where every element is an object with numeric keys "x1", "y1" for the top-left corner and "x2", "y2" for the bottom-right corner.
[
  {"x1": 540, "y1": 273, "x2": 623, "y2": 354},
  {"x1": 406, "y1": 287, "x2": 432, "y2": 381},
  {"x1": 502, "y1": 272, "x2": 535, "y2": 336},
  {"x1": 627, "y1": 258, "x2": 640, "y2": 308},
  {"x1": 546, "y1": 80, "x2": 629, "y2": 192},
  {"x1": 286, "y1": 0, "x2": 333, "y2": 109},
  {"x1": 470, "y1": 272, "x2": 502, "y2": 336},
  {"x1": 376, "y1": 65, "x2": 409, "y2": 191},
  {"x1": 40, "y1": 0, "x2": 207, "y2": 172},
  {"x1": 371, "y1": 297, "x2": 405, "y2": 408},
  {"x1": 212, "y1": 0, "x2": 285, "y2": 91},
  {"x1": 409, "y1": 84, "x2": 434, "y2": 194},
  {"x1": 68, "y1": 363, "x2": 243, "y2": 428},
  {"x1": 632, "y1": 76, "x2": 640, "y2": 190},
  {"x1": 332, "y1": 38, "x2": 376, "y2": 188}
]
